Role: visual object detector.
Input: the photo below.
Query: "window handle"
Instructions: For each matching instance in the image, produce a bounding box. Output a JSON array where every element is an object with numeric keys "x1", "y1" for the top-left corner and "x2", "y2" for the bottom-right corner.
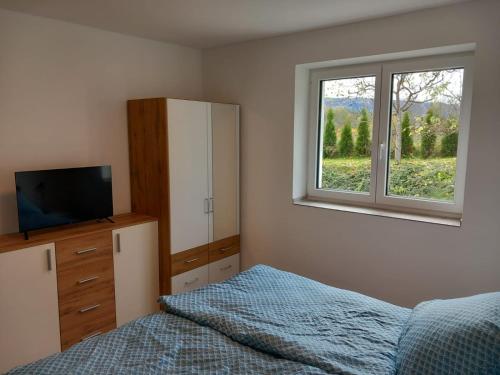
[{"x1": 379, "y1": 143, "x2": 385, "y2": 161}]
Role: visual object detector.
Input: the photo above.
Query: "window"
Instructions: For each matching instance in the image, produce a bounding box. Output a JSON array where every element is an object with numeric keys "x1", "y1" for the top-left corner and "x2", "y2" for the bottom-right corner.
[{"x1": 307, "y1": 54, "x2": 473, "y2": 216}]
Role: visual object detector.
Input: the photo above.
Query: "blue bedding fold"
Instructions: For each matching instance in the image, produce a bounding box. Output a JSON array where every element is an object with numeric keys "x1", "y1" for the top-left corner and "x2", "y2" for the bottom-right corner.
[
  {"x1": 160, "y1": 265, "x2": 411, "y2": 375},
  {"x1": 8, "y1": 312, "x2": 327, "y2": 374}
]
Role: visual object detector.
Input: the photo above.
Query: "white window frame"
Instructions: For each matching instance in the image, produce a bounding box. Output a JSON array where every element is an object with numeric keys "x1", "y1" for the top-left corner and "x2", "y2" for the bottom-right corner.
[
  {"x1": 306, "y1": 53, "x2": 473, "y2": 216},
  {"x1": 308, "y1": 64, "x2": 382, "y2": 204}
]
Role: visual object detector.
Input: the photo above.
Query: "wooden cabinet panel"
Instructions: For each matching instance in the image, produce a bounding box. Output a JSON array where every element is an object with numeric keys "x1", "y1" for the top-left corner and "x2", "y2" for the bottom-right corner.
[
  {"x1": 0, "y1": 244, "x2": 61, "y2": 373},
  {"x1": 211, "y1": 103, "x2": 240, "y2": 242},
  {"x1": 208, "y1": 235, "x2": 240, "y2": 263},
  {"x1": 171, "y1": 244, "x2": 209, "y2": 276},
  {"x1": 113, "y1": 222, "x2": 159, "y2": 327},
  {"x1": 168, "y1": 99, "x2": 211, "y2": 254}
]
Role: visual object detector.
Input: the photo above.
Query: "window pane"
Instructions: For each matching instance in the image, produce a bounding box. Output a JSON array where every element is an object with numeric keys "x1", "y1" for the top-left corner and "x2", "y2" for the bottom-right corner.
[
  {"x1": 386, "y1": 68, "x2": 464, "y2": 202},
  {"x1": 318, "y1": 76, "x2": 376, "y2": 193}
]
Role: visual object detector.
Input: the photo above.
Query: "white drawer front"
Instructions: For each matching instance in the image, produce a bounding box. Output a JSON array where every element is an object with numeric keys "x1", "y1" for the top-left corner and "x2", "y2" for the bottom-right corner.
[
  {"x1": 209, "y1": 254, "x2": 240, "y2": 284},
  {"x1": 171, "y1": 265, "x2": 209, "y2": 294}
]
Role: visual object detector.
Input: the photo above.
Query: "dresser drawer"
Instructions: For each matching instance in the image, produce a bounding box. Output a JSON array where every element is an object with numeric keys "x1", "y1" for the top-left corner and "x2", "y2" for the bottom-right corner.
[
  {"x1": 171, "y1": 265, "x2": 208, "y2": 294},
  {"x1": 57, "y1": 258, "x2": 114, "y2": 300},
  {"x1": 59, "y1": 285, "x2": 116, "y2": 350},
  {"x1": 208, "y1": 235, "x2": 240, "y2": 263},
  {"x1": 56, "y1": 231, "x2": 113, "y2": 270},
  {"x1": 171, "y1": 245, "x2": 208, "y2": 276},
  {"x1": 60, "y1": 320, "x2": 115, "y2": 351},
  {"x1": 209, "y1": 254, "x2": 240, "y2": 284}
]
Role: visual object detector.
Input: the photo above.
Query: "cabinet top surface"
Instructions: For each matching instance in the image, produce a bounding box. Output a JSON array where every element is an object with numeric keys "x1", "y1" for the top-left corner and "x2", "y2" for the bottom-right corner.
[
  {"x1": 0, "y1": 213, "x2": 157, "y2": 254},
  {"x1": 127, "y1": 97, "x2": 240, "y2": 107}
]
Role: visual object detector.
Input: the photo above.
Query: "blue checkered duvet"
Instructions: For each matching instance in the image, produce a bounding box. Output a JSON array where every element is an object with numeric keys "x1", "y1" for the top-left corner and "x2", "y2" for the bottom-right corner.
[
  {"x1": 7, "y1": 312, "x2": 327, "y2": 375},
  {"x1": 160, "y1": 265, "x2": 411, "y2": 375}
]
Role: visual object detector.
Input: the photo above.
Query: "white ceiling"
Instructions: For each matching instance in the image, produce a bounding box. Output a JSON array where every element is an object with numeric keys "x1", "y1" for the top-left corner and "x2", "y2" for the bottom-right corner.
[{"x1": 0, "y1": 0, "x2": 472, "y2": 49}]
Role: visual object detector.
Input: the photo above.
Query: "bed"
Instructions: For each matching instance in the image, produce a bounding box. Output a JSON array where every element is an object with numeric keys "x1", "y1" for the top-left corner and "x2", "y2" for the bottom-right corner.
[{"x1": 7, "y1": 265, "x2": 499, "y2": 375}]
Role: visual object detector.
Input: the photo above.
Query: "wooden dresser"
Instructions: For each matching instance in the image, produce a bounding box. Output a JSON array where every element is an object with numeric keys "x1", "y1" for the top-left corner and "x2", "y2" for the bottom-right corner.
[
  {"x1": 56, "y1": 231, "x2": 117, "y2": 350},
  {"x1": 0, "y1": 213, "x2": 159, "y2": 372}
]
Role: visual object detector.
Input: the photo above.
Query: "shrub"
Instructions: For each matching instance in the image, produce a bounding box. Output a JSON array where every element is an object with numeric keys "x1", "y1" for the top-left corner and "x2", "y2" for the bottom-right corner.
[
  {"x1": 323, "y1": 108, "x2": 336, "y2": 158},
  {"x1": 441, "y1": 131, "x2": 458, "y2": 157},
  {"x1": 355, "y1": 109, "x2": 371, "y2": 156},
  {"x1": 401, "y1": 112, "x2": 414, "y2": 157},
  {"x1": 339, "y1": 121, "x2": 354, "y2": 157},
  {"x1": 421, "y1": 110, "x2": 437, "y2": 159}
]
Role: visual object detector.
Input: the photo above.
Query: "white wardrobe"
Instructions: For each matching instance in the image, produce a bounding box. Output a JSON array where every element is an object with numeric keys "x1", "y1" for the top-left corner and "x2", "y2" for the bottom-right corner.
[{"x1": 128, "y1": 98, "x2": 240, "y2": 295}]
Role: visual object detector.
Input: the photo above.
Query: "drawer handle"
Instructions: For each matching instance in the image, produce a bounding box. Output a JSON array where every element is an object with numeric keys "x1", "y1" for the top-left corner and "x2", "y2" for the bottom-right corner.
[
  {"x1": 77, "y1": 276, "x2": 99, "y2": 285},
  {"x1": 184, "y1": 277, "x2": 199, "y2": 286},
  {"x1": 76, "y1": 247, "x2": 97, "y2": 255},
  {"x1": 219, "y1": 247, "x2": 232, "y2": 253},
  {"x1": 220, "y1": 265, "x2": 232, "y2": 271},
  {"x1": 184, "y1": 258, "x2": 199, "y2": 264},
  {"x1": 79, "y1": 304, "x2": 101, "y2": 313},
  {"x1": 80, "y1": 331, "x2": 102, "y2": 341}
]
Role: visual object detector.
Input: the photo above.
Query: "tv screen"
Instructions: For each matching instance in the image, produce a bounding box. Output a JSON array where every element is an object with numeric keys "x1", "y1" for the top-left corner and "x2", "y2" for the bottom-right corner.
[{"x1": 15, "y1": 166, "x2": 113, "y2": 233}]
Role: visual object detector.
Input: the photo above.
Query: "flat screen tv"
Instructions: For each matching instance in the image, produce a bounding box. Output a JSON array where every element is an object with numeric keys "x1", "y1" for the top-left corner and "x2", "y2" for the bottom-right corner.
[{"x1": 15, "y1": 166, "x2": 113, "y2": 234}]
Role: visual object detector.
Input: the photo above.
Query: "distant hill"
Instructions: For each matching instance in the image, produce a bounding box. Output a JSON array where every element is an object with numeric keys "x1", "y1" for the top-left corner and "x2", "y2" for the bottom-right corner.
[{"x1": 324, "y1": 97, "x2": 457, "y2": 118}]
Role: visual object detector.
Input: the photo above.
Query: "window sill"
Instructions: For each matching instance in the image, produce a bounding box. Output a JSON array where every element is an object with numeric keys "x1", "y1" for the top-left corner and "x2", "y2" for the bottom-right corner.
[{"x1": 293, "y1": 198, "x2": 462, "y2": 227}]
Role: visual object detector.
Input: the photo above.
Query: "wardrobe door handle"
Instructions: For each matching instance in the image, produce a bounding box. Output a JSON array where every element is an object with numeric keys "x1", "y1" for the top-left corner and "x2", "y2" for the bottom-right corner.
[
  {"x1": 204, "y1": 198, "x2": 209, "y2": 214},
  {"x1": 79, "y1": 304, "x2": 100, "y2": 313},
  {"x1": 76, "y1": 248, "x2": 97, "y2": 255},
  {"x1": 184, "y1": 258, "x2": 199, "y2": 264},
  {"x1": 218, "y1": 247, "x2": 232, "y2": 253},
  {"x1": 209, "y1": 198, "x2": 214, "y2": 213}
]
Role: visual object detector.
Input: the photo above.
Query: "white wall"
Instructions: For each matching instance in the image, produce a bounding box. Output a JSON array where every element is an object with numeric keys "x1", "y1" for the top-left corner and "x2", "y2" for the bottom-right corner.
[
  {"x1": 202, "y1": 0, "x2": 500, "y2": 307},
  {"x1": 0, "y1": 9, "x2": 203, "y2": 234}
]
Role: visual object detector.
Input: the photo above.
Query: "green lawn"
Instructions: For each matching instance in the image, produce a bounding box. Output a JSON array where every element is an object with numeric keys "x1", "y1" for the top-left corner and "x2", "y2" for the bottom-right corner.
[{"x1": 322, "y1": 157, "x2": 456, "y2": 201}]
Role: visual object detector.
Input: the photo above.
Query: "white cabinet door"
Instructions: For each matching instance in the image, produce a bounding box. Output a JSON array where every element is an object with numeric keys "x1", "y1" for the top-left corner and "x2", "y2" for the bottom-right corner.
[
  {"x1": 168, "y1": 99, "x2": 210, "y2": 253},
  {"x1": 113, "y1": 222, "x2": 159, "y2": 327},
  {"x1": 0, "y1": 244, "x2": 61, "y2": 373},
  {"x1": 209, "y1": 254, "x2": 240, "y2": 284},
  {"x1": 211, "y1": 103, "x2": 240, "y2": 241},
  {"x1": 171, "y1": 265, "x2": 209, "y2": 294}
]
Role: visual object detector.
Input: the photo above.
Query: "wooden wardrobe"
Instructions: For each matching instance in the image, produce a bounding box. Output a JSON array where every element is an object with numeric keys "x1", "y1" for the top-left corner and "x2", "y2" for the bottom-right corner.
[{"x1": 127, "y1": 98, "x2": 240, "y2": 294}]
